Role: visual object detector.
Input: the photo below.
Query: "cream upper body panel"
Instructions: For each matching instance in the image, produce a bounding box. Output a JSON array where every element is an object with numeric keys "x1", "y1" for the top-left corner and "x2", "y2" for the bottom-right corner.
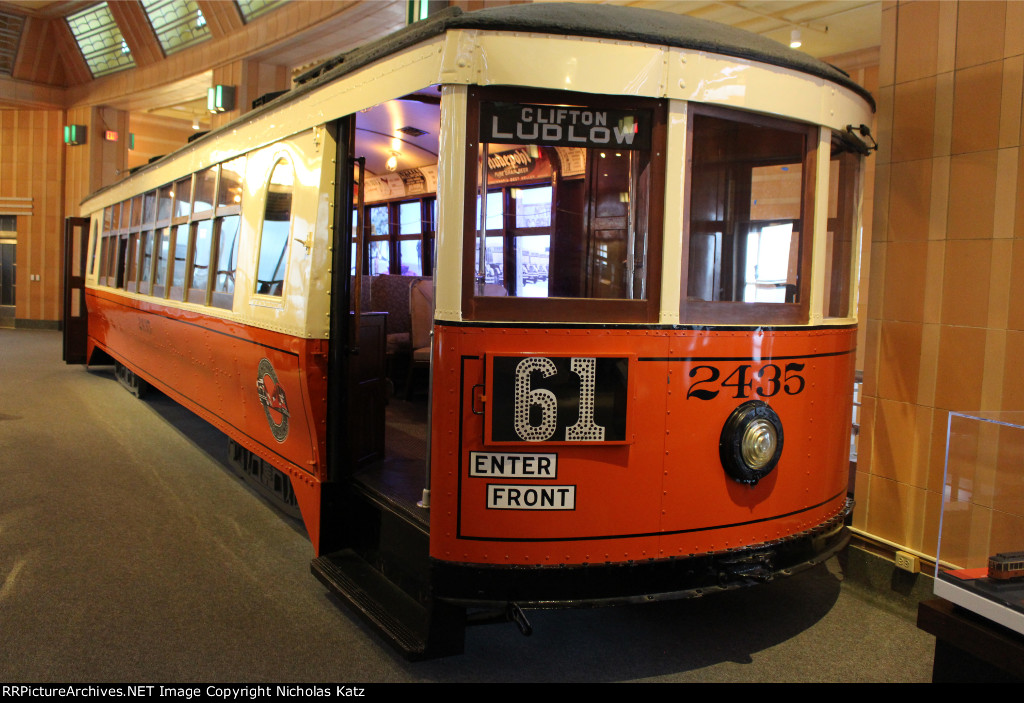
[
  {"x1": 84, "y1": 130, "x2": 330, "y2": 339},
  {"x1": 81, "y1": 6, "x2": 874, "y2": 335}
]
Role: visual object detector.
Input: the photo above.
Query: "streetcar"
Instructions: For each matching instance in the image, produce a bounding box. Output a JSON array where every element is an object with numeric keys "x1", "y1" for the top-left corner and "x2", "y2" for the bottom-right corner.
[
  {"x1": 988, "y1": 552, "x2": 1024, "y2": 581},
  {"x1": 63, "y1": 3, "x2": 875, "y2": 658}
]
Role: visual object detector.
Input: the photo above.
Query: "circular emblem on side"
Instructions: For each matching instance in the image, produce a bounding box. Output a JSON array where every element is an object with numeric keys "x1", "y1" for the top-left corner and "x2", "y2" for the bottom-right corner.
[
  {"x1": 719, "y1": 400, "x2": 784, "y2": 486},
  {"x1": 257, "y1": 358, "x2": 290, "y2": 443}
]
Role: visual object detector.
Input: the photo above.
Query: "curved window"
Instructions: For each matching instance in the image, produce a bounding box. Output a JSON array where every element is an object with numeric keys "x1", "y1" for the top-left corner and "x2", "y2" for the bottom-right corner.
[
  {"x1": 255, "y1": 158, "x2": 293, "y2": 297},
  {"x1": 824, "y1": 135, "x2": 863, "y2": 319}
]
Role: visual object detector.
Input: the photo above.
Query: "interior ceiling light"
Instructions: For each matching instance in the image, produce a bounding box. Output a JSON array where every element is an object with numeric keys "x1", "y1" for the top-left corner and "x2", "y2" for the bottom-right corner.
[
  {"x1": 386, "y1": 152, "x2": 399, "y2": 172},
  {"x1": 790, "y1": 29, "x2": 802, "y2": 49},
  {"x1": 192, "y1": 118, "x2": 199, "y2": 130}
]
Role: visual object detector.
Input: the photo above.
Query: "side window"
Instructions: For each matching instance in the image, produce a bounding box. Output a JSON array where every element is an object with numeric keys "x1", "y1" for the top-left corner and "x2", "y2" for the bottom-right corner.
[
  {"x1": 682, "y1": 106, "x2": 816, "y2": 324},
  {"x1": 167, "y1": 176, "x2": 193, "y2": 301},
  {"x1": 169, "y1": 222, "x2": 190, "y2": 300},
  {"x1": 151, "y1": 184, "x2": 173, "y2": 298},
  {"x1": 367, "y1": 204, "x2": 390, "y2": 276},
  {"x1": 152, "y1": 228, "x2": 170, "y2": 298},
  {"x1": 186, "y1": 166, "x2": 217, "y2": 305},
  {"x1": 137, "y1": 189, "x2": 157, "y2": 295},
  {"x1": 211, "y1": 215, "x2": 240, "y2": 309},
  {"x1": 98, "y1": 207, "x2": 112, "y2": 283},
  {"x1": 210, "y1": 155, "x2": 245, "y2": 310},
  {"x1": 188, "y1": 219, "x2": 213, "y2": 303},
  {"x1": 87, "y1": 220, "x2": 98, "y2": 276},
  {"x1": 139, "y1": 231, "x2": 153, "y2": 294},
  {"x1": 824, "y1": 135, "x2": 863, "y2": 319},
  {"x1": 398, "y1": 200, "x2": 423, "y2": 276},
  {"x1": 255, "y1": 158, "x2": 293, "y2": 297}
]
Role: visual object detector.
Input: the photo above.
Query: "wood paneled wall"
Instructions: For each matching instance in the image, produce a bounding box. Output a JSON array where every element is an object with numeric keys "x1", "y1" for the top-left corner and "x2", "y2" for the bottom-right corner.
[
  {"x1": 857, "y1": 0, "x2": 1024, "y2": 559},
  {"x1": 210, "y1": 60, "x2": 288, "y2": 131},
  {"x1": 127, "y1": 113, "x2": 195, "y2": 171},
  {"x1": 0, "y1": 110, "x2": 66, "y2": 322}
]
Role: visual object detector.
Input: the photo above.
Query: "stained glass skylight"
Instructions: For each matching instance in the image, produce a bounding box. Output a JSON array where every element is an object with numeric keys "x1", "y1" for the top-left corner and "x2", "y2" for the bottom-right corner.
[
  {"x1": 66, "y1": 2, "x2": 135, "y2": 78},
  {"x1": 141, "y1": 0, "x2": 210, "y2": 56},
  {"x1": 236, "y1": 0, "x2": 287, "y2": 23}
]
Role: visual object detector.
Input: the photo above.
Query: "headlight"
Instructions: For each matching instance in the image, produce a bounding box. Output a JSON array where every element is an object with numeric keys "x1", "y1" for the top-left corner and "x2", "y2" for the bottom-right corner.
[{"x1": 719, "y1": 400, "x2": 784, "y2": 485}]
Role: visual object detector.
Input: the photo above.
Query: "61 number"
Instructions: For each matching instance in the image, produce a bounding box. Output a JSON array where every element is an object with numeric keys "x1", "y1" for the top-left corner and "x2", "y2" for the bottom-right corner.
[
  {"x1": 686, "y1": 362, "x2": 806, "y2": 401},
  {"x1": 514, "y1": 357, "x2": 605, "y2": 442}
]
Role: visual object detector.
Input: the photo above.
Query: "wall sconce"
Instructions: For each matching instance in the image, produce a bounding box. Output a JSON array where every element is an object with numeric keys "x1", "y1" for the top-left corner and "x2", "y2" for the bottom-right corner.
[
  {"x1": 207, "y1": 84, "x2": 236, "y2": 113},
  {"x1": 63, "y1": 124, "x2": 86, "y2": 146},
  {"x1": 790, "y1": 29, "x2": 802, "y2": 49}
]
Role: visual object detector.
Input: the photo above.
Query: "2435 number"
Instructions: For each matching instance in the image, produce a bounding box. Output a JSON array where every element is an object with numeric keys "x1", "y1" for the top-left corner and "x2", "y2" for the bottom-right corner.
[{"x1": 686, "y1": 363, "x2": 805, "y2": 401}]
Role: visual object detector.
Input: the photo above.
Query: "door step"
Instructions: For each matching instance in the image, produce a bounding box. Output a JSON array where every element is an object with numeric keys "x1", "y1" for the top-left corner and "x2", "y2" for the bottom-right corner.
[{"x1": 312, "y1": 549, "x2": 465, "y2": 660}]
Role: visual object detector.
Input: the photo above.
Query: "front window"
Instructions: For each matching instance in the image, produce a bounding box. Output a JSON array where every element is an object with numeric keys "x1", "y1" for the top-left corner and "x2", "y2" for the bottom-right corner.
[
  {"x1": 683, "y1": 106, "x2": 816, "y2": 324},
  {"x1": 464, "y1": 88, "x2": 664, "y2": 322}
]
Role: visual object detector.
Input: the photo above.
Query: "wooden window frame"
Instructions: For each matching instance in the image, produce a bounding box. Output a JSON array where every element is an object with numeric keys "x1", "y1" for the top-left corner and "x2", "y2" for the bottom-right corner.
[
  {"x1": 680, "y1": 104, "x2": 818, "y2": 326},
  {"x1": 462, "y1": 86, "x2": 666, "y2": 324},
  {"x1": 357, "y1": 196, "x2": 436, "y2": 277}
]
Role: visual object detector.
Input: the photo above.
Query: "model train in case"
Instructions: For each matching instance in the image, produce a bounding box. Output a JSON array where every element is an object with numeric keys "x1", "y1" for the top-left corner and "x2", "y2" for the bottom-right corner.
[{"x1": 63, "y1": 3, "x2": 875, "y2": 658}]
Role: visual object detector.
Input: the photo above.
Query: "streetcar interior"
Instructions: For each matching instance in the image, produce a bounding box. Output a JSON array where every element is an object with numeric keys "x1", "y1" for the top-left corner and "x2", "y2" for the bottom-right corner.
[{"x1": 347, "y1": 91, "x2": 441, "y2": 511}]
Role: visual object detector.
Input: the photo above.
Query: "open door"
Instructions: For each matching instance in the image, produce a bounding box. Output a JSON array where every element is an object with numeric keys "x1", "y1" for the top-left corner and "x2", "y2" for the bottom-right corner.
[
  {"x1": 313, "y1": 105, "x2": 465, "y2": 660},
  {"x1": 323, "y1": 116, "x2": 387, "y2": 484},
  {"x1": 63, "y1": 217, "x2": 90, "y2": 364}
]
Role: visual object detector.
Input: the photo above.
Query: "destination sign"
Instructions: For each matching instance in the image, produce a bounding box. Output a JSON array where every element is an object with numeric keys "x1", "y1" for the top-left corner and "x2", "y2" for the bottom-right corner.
[{"x1": 481, "y1": 102, "x2": 651, "y2": 150}]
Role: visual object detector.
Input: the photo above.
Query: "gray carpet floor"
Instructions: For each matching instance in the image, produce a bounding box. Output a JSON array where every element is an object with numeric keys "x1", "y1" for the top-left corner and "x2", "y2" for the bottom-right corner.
[{"x1": 0, "y1": 329, "x2": 935, "y2": 682}]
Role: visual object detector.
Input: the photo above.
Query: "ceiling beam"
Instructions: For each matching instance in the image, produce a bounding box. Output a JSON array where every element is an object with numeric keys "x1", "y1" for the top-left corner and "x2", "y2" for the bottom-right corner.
[
  {"x1": 0, "y1": 73, "x2": 65, "y2": 108},
  {"x1": 0, "y1": 1, "x2": 93, "y2": 20},
  {"x1": 197, "y1": 0, "x2": 244, "y2": 40},
  {"x1": 107, "y1": 0, "x2": 163, "y2": 68}
]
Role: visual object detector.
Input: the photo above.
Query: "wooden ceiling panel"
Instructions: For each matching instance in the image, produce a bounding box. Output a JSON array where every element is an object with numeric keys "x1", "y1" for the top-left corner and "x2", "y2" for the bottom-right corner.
[{"x1": 12, "y1": 14, "x2": 89, "y2": 87}]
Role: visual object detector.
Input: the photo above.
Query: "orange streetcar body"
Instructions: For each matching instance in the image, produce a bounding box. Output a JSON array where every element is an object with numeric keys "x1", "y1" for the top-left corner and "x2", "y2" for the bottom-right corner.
[
  {"x1": 85, "y1": 288, "x2": 331, "y2": 549},
  {"x1": 66, "y1": 4, "x2": 875, "y2": 658},
  {"x1": 429, "y1": 324, "x2": 854, "y2": 596}
]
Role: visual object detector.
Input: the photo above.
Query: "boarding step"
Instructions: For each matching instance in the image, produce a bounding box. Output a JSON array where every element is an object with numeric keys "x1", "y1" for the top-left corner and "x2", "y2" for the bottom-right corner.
[{"x1": 311, "y1": 549, "x2": 465, "y2": 660}]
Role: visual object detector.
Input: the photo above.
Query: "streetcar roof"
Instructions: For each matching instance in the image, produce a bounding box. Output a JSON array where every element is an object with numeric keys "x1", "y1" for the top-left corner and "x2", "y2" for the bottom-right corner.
[{"x1": 295, "y1": 3, "x2": 875, "y2": 109}]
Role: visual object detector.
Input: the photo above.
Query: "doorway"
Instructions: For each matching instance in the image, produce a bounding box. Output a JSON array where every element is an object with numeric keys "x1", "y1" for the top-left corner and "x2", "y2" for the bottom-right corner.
[{"x1": 0, "y1": 237, "x2": 15, "y2": 328}]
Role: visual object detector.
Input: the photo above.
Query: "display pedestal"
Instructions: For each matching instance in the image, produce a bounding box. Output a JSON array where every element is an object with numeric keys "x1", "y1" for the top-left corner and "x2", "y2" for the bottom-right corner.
[{"x1": 917, "y1": 598, "x2": 1024, "y2": 682}]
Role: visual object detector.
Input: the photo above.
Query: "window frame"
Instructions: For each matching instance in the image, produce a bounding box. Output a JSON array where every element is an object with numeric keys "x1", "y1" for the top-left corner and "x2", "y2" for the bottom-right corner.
[
  {"x1": 680, "y1": 103, "x2": 818, "y2": 326},
  {"x1": 461, "y1": 86, "x2": 666, "y2": 324},
  {"x1": 823, "y1": 133, "x2": 864, "y2": 320},
  {"x1": 357, "y1": 196, "x2": 436, "y2": 277},
  {"x1": 253, "y1": 155, "x2": 294, "y2": 298}
]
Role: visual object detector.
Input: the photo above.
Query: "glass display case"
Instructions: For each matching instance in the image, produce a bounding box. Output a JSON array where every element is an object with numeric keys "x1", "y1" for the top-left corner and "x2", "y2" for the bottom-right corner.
[{"x1": 936, "y1": 411, "x2": 1024, "y2": 635}]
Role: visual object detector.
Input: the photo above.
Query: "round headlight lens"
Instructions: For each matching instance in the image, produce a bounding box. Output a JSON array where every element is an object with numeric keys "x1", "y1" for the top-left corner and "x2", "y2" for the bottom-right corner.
[{"x1": 741, "y1": 419, "x2": 778, "y2": 469}]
